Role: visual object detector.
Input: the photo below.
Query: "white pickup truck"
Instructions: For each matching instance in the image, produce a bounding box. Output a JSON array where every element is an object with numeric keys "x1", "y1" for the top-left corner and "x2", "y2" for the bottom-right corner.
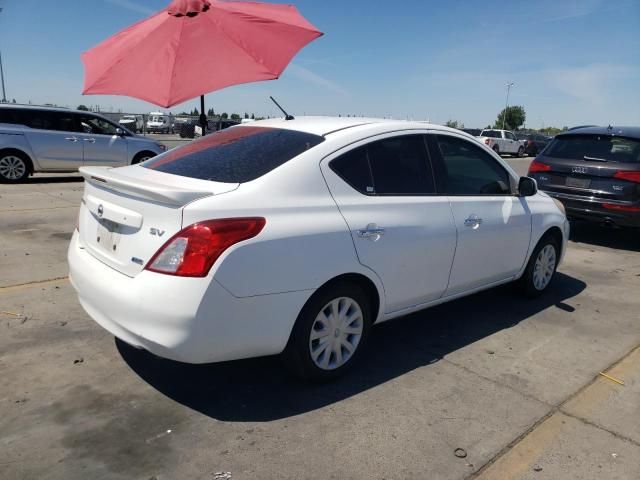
[{"x1": 478, "y1": 129, "x2": 526, "y2": 157}]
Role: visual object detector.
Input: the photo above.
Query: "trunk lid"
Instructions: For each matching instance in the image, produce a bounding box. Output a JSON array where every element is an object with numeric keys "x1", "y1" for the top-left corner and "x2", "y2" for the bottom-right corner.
[{"x1": 78, "y1": 166, "x2": 238, "y2": 277}]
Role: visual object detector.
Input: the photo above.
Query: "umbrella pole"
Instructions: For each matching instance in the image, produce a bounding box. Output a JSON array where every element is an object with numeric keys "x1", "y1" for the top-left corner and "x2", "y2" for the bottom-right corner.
[{"x1": 199, "y1": 95, "x2": 207, "y2": 135}]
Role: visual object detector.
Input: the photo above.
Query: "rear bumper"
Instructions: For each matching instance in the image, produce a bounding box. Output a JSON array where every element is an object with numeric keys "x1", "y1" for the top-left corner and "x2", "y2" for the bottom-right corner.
[
  {"x1": 543, "y1": 190, "x2": 640, "y2": 228},
  {"x1": 68, "y1": 231, "x2": 311, "y2": 363}
]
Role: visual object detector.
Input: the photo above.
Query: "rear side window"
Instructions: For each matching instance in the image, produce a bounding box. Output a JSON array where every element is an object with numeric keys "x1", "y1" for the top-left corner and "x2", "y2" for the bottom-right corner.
[
  {"x1": 545, "y1": 135, "x2": 640, "y2": 163},
  {"x1": 330, "y1": 135, "x2": 435, "y2": 195},
  {"x1": 144, "y1": 126, "x2": 325, "y2": 183},
  {"x1": 435, "y1": 135, "x2": 511, "y2": 195}
]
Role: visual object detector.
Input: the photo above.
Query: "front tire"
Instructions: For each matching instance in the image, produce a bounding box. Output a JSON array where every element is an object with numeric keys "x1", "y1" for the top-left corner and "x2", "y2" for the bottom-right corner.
[
  {"x1": 521, "y1": 236, "x2": 559, "y2": 297},
  {"x1": 0, "y1": 151, "x2": 30, "y2": 183},
  {"x1": 283, "y1": 282, "x2": 372, "y2": 381},
  {"x1": 517, "y1": 146, "x2": 525, "y2": 157}
]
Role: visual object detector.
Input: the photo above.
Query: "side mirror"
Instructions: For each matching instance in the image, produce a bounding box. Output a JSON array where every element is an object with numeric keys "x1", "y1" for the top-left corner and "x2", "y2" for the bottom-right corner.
[
  {"x1": 519, "y1": 176, "x2": 538, "y2": 197},
  {"x1": 115, "y1": 127, "x2": 126, "y2": 137}
]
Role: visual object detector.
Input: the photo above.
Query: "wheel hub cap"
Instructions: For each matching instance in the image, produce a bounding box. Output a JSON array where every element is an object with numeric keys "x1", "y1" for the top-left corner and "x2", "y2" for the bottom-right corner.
[
  {"x1": 309, "y1": 297, "x2": 364, "y2": 371},
  {"x1": 533, "y1": 244, "x2": 556, "y2": 291}
]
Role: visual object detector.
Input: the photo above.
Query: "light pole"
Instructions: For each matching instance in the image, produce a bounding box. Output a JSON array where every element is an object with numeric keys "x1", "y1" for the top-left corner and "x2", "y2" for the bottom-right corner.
[
  {"x1": 0, "y1": 7, "x2": 6, "y2": 103},
  {"x1": 502, "y1": 82, "x2": 514, "y2": 130}
]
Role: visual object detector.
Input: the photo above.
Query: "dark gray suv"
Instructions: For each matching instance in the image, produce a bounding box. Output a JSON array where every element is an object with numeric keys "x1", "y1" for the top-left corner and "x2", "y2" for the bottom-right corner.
[{"x1": 528, "y1": 126, "x2": 640, "y2": 227}]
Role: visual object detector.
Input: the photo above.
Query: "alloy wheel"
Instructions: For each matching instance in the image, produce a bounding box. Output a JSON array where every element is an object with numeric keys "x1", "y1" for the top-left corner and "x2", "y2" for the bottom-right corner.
[{"x1": 0, "y1": 155, "x2": 27, "y2": 180}]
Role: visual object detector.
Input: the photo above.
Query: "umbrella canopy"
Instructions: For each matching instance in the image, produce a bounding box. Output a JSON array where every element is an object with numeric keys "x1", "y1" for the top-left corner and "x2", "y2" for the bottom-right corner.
[{"x1": 81, "y1": 0, "x2": 322, "y2": 107}]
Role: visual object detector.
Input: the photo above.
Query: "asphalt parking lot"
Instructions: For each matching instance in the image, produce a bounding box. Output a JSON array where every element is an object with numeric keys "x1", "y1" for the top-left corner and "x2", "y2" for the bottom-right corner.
[{"x1": 1, "y1": 156, "x2": 640, "y2": 480}]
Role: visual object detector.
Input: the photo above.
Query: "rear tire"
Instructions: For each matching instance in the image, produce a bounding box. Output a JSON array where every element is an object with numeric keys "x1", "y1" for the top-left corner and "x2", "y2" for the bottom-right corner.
[
  {"x1": 520, "y1": 236, "x2": 560, "y2": 297},
  {"x1": 283, "y1": 281, "x2": 372, "y2": 382},
  {"x1": 0, "y1": 151, "x2": 31, "y2": 183},
  {"x1": 493, "y1": 145, "x2": 500, "y2": 155},
  {"x1": 131, "y1": 151, "x2": 156, "y2": 165}
]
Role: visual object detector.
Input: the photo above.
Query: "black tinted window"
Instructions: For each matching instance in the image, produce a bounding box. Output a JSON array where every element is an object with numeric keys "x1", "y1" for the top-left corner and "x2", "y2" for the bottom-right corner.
[
  {"x1": 144, "y1": 126, "x2": 324, "y2": 183},
  {"x1": 0, "y1": 108, "x2": 21, "y2": 125},
  {"x1": 330, "y1": 135, "x2": 435, "y2": 195},
  {"x1": 330, "y1": 146, "x2": 374, "y2": 194},
  {"x1": 545, "y1": 135, "x2": 640, "y2": 163},
  {"x1": 368, "y1": 136, "x2": 434, "y2": 194},
  {"x1": 436, "y1": 135, "x2": 511, "y2": 195}
]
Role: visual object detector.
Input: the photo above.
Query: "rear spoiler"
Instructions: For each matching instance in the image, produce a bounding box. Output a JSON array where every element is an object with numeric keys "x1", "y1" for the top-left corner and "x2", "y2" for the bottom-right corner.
[{"x1": 79, "y1": 166, "x2": 213, "y2": 206}]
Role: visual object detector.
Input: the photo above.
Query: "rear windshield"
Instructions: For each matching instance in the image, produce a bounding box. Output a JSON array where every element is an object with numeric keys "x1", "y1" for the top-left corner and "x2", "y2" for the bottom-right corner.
[
  {"x1": 144, "y1": 126, "x2": 325, "y2": 183},
  {"x1": 544, "y1": 134, "x2": 640, "y2": 163},
  {"x1": 481, "y1": 130, "x2": 499, "y2": 138}
]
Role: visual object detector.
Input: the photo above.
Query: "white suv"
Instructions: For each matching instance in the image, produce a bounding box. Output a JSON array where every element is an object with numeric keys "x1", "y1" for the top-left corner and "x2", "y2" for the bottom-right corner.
[{"x1": 68, "y1": 117, "x2": 569, "y2": 380}]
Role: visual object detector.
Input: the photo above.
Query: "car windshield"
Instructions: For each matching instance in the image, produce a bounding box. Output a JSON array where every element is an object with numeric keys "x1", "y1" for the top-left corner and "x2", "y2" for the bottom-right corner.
[
  {"x1": 144, "y1": 126, "x2": 325, "y2": 183},
  {"x1": 544, "y1": 134, "x2": 640, "y2": 163}
]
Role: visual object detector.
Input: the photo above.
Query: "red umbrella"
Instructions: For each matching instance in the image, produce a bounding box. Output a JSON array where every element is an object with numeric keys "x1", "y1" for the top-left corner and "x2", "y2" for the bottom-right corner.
[{"x1": 81, "y1": 0, "x2": 322, "y2": 108}]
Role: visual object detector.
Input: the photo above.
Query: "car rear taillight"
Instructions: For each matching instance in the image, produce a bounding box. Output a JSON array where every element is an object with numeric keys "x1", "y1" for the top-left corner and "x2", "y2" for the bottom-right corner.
[
  {"x1": 613, "y1": 171, "x2": 640, "y2": 184},
  {"x1": 145, "y1": 218, "x2": 266, "y2": 277},
  {"x1": 484, "y1": 138, "x2": 491, "y2": 145},
  {"x1": 528, "y1": 160, "x2": 552, "y2": 174},
  {"x1": 602, "y1": 203, "x2": 640, "y2": 213}
]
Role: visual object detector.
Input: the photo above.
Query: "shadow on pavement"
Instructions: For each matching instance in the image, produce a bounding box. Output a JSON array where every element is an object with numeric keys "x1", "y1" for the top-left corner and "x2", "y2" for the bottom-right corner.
[
  {"x1": 25, "y1": 176, "x2": 83, "y2": 184},
  {"x1": 118, "y1": 272, "x2": 586, "y2": 422},
  {"x1": 569, "y1": 221, "x2": 640, "y2": 253}
]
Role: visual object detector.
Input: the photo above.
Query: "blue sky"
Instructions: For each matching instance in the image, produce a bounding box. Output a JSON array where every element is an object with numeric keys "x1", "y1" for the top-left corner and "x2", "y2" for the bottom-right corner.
[{"x1": 0, "y1": 0, "x2": 638, "y2": 127}]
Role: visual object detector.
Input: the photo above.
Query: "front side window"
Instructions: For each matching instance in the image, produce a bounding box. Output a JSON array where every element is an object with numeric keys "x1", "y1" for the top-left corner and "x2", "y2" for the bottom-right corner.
[
  {"x1": 77, "y1": 115, "x2": 119, "y2": 135},
  {"x1": 145, "y1": 126, "x2": 324, "y2": 183},
  {"x1": 505, "y1": 132, "x2": 516, "y2": 141},
  {"x1": 330, "y1": 135, "x2": 435, "y2": 195},
  {"x1": 435, "y1": 135, "x2": 511, "y2": 195}
]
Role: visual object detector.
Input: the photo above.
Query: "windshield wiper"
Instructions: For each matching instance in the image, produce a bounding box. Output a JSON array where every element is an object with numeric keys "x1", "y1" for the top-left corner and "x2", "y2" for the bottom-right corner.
[{"x1": 583, "y1": 155, "x2": 608, "y2": 162}]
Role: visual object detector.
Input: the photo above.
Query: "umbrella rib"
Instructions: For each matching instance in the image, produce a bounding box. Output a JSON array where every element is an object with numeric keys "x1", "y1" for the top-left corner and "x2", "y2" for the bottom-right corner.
[{"x1": 165, "y1": 17, "x2": 187, "y2": 106}]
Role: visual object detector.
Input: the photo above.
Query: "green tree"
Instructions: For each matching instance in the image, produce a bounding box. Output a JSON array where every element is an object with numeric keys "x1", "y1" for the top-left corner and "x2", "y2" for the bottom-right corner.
[
  {"x1": 221, "y1": 112, "x2": 228, "y2": 119},
  {"x1": 230, "y1": 113, "x2": 241, "y2": 121},
  {"x1": 207, "y1": 108, "x2": 215, "y2": 117},
  {"x1": 251, "y1": 113, "x2": 255, "y2": 120},
  {"x1": 244, "y1": 112, "x2": 249, "y2": 119},
  {"x1": 77, "y1": 104, "x2": 89, "y2": 111},
  {"x1": 494, "y1": 106, "x2": 526, "y2": 131},
  {"x1": 445, "y1": 120, "x2": 464, "y2": 129},
  {"x1": 191, "y1": 108, "x2": 200, "y2": 116}
]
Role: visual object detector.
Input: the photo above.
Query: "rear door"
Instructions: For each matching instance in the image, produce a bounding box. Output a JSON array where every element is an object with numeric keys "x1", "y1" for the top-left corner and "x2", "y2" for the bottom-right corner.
[
  {"x1": 427, "y1": 133, "x2": 531, "y2": 296},
  {"x1": 321, "y1": 133, "x2": 457, "y2": 313},
  {"x1": 75, "y1": 113, "x2": 129, "y2": 167},
  {"x1": 20, "y1": 110, "x2": 84, "y2": 170},
  {"x1": 534, "y1": 134, "x2": 640, "y2": 204}
]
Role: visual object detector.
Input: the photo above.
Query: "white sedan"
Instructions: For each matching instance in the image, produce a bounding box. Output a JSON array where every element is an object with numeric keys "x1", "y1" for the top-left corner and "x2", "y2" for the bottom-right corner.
[{"x1": 68, "y1": 117, "x2": 569, "y2": 381}]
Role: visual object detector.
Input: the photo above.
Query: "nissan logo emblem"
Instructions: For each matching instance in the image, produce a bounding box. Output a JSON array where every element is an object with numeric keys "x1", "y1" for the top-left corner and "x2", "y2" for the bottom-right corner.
[{"x1": 97, "y1": 204, "x2": 104, "y2": 217}]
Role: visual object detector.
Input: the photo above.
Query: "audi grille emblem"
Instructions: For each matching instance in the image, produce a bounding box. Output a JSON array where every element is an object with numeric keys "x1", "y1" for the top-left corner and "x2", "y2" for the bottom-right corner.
[
  {"x1": 97, "y1": 204, "x2": 104, "y2": 217},
  {"x1": 572, "y1": 166, "x2": 588, "y2": 174}
]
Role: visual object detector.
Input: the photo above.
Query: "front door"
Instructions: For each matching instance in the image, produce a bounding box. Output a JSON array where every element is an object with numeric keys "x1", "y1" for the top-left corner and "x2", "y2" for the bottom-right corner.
[
  {"x1": 428, "y1": 133, "x2": 531, "y2": 296},
  {"x1": 75, "y1": 114, "x2": 129, "y2": 167},
  {"x1": 321, "y1": 133, "x2": 457, "y2": 313}
]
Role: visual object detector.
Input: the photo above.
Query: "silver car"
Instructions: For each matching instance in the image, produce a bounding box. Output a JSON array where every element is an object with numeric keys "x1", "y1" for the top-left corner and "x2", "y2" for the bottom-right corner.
[{"x1": 0, "y1": 105, "x2": 166, "y2": 182}]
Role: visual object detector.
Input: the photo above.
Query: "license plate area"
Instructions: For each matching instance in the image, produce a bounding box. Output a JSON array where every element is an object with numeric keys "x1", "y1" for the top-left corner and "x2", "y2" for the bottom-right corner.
[
  {"x1": 96, "y1": 219, "x2": 121, "y2": 253},
  {"x1": 566, "y1": 176, "x2": 591, "y2": 188}
]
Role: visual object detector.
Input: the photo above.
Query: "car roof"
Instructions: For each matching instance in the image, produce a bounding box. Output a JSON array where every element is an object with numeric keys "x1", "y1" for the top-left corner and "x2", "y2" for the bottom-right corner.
[
  {"x1": 0, "y1": 103, "x2": 109, "y2": 116},
  {"x1": 559, "y1": 126, "x2": 640, "y2": 139},
  {"x1": 238, "y1": 116, "x2": 468, "y2": 138}
]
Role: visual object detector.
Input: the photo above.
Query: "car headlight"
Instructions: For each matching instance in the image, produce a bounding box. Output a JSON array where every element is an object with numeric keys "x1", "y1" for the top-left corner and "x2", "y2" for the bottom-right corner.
[{"x1": 552, "y1": 198, "x2": 566, "y2": 216}]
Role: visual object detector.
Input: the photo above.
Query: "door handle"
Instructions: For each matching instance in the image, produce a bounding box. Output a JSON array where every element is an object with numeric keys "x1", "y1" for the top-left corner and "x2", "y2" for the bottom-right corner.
[
  {"x1": 464, "y1": 215, "x2": 483, "y2": 227},
  {"x1": 65, "y1": 137, "x2": 78, "y2": 142},
  {"x1": 83, "y1": 138, "x2": 96, "y2": 144},
  {"x1": 357, "y1": 223, "x2": 385, "y2": 239}
]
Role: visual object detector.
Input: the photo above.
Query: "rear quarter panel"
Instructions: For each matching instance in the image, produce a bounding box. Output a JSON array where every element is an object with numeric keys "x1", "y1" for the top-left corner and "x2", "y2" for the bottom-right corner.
[
  {"x1": 0, "y1": 128, "x2": 39, "y2": 170},
  {"x1": 181, "y1": 147, "x2": 385, "y2": 306}
]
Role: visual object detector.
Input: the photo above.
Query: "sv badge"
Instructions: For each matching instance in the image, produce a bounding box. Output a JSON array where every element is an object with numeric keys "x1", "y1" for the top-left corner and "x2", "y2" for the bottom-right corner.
[{"x1": 150, "y1": 228, "x2": 166, "y2": 237}]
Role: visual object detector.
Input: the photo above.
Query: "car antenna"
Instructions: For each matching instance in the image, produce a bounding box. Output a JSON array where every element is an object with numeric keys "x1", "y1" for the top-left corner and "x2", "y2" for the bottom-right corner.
[{"x1": 270, "y1": 96, "x2": 294, "y2": 121}]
